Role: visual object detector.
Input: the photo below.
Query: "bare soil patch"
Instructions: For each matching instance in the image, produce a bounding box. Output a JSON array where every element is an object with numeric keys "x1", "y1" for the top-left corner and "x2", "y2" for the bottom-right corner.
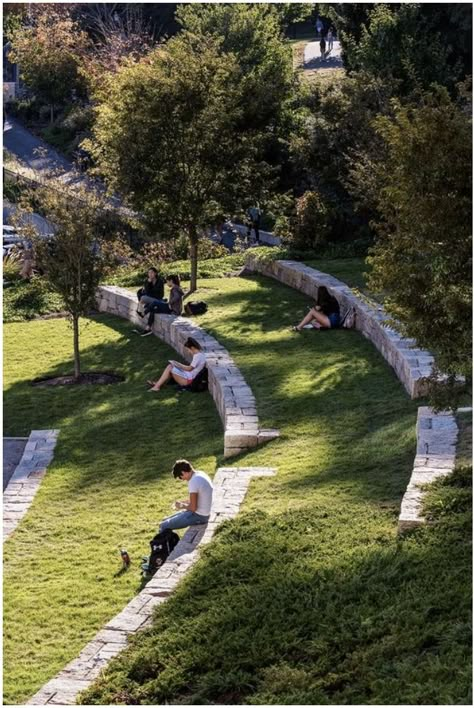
[{"x1": 31, "y1": 372, "x2": 124, "y2": 387}]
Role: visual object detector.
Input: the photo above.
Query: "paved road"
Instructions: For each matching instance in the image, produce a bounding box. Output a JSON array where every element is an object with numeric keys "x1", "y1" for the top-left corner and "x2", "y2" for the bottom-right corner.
[
  {"x1": 3, "y1": 438, "x2": 28, "y2": 490},
  {"x1": 4, "y1": 201, "x2": 55, "y2": 236},
  {"x1": 304, "y1": 40, "x2": 343, "y2": 70},
  {"x1": 3, "y1": 115, "x2": 72, "y2": 173}
]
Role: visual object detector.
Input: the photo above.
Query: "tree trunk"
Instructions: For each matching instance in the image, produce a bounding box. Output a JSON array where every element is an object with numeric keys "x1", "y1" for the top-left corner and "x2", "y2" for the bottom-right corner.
[
  {"x1": 188, "y1": 226, "x2": 198, "y2": 295},
  {"x1": 50, "y1": 104, "x2": 54, "y2": 124},
  {"x1": 73, "y1": 315, "x2": 81, "y2": 380}
]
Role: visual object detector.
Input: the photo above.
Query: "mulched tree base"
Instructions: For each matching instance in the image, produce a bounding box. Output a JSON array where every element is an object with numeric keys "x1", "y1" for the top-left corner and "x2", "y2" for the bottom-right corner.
[{"x1": 31, "y1": 372, "x2": 125, "y2": 387}]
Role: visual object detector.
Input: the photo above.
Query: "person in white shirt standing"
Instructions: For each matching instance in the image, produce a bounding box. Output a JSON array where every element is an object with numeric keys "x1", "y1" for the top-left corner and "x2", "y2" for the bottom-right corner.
[{"x1": 159, "y1": 459, "x2": 214, "y2": 532}]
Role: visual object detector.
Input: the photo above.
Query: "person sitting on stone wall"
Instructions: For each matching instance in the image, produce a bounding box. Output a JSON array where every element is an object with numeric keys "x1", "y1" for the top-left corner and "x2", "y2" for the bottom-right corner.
[
  {"x1": 137, "y1": 274, "x2": 184, "y2": 337},
  {"x1": 137, "y1": 267, "x2": 165, "y2": 315},
  {"x1": 159, "y1": 459, "x2": 213, "y2": 532}
]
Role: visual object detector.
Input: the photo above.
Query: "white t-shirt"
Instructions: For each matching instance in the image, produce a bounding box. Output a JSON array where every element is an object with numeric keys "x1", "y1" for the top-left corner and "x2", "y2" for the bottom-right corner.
[
  {"x1": 190, "y1": 352, "x2": 206, "y2": 379},
  {"x1": 188, "y1": 470, "x2": 213, "y2": 516}
]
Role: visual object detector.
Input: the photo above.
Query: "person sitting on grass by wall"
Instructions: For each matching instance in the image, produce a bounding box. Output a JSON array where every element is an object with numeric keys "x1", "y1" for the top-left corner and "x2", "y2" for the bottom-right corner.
[
  {"x1": 138, "y1": 274, "x2": 184, "y2": 337},
  {"x1": 292, "y1": 286, "x2": 341, "y2": 331},
  {"x1": 147, "y1": 336, "x2": 206, "y2": 391},
  {"x1": 159, "y1": 459, "x2": 213, "y2": 532}
]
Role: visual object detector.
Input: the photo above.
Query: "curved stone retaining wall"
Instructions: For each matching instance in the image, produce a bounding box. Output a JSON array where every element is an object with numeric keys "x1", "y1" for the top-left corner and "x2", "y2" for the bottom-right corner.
[
  {"x1": 3, "y1": 429, "x2": 59, "y2": 541},
  {"x1": 398, "y1": 407, "x2": 458, "y2": 532},
  {"x1": 96, "y1": 286, "x2": 279, "y2": 457},
  {"x1": 245, "y1": 255, "x2": 434, "y2": 399},
  {"x1": 28, "y1": 465, "x2": 276, "y2": 705}
]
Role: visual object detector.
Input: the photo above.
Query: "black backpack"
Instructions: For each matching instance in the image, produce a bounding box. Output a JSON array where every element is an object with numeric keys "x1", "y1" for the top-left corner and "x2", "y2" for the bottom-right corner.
[
  {"x1": 185, "y1": 301, "x2": 208, "y2": 316},
  {"x1": 143, "y1": 529, "x2": 180, "y2": 576},
  {"x1": 189, "y1": 366, "x2": 209, "y2": 392}
]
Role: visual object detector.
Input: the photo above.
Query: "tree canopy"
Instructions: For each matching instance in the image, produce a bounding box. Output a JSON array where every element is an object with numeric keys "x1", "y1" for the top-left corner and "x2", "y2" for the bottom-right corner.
[
  {"x1": 367, "y1": 87, "x2": 472, "y2": 382},
  {"x1": 87, "y1": 31, "x2": 275, "y2": 291}
]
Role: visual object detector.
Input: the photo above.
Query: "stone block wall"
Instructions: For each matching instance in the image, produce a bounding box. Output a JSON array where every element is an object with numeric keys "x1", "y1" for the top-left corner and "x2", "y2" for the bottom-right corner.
[
  {"x1": 96, "y1": 286, "x2": 279, "y2": 457},
  {"x1": 245, "y1": 255, "x2": 434, "y2": 399},
  {"x1": 398, "y1": 407, "x2": 458, "y2": 532}
]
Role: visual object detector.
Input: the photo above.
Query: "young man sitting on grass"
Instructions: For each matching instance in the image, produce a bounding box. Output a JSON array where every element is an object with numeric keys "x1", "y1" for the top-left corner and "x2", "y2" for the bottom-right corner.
[{"x1": 159, "y1": 459, "x2": 213, "y2": 532}]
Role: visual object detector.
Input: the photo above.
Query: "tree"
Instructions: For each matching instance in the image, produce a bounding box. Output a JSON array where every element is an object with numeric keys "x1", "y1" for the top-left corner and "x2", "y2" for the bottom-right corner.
[
  {"x1": 330, "y1": 3, "x2": 472, "y2": 95},
  {"x1": 9, "y1": 4, "x2": 89, "y2": 122},
  {"x1": 17, "y1": 180, "x2": 116, "y2": 379},
  {"x1": 176, "y1": 4, "x2": 295, "y2": 152},
  {"x1": 290, "y1": 71, "x2": 395, "y2": 242},
  {"x1": 75, "y1": 3, "x2": 154, "y2": 89},
  {"x1": 366, "y1": 87, "x2": 472, "y2": 384},
  {"x1": 87, "y1": 33, "x2": 275, "y2": 293}
]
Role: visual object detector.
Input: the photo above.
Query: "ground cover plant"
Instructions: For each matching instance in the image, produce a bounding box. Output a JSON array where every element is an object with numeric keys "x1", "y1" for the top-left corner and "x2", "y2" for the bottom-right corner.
[
  {"x1": 74, "y1": 275, "x2": 468, "y2": 705},
  {"x1": 3, "y1": 275, "x2": 65, "y2": 322},
  {"x1": 3, "y1": 315, "x2": 222, "y2": 704}
]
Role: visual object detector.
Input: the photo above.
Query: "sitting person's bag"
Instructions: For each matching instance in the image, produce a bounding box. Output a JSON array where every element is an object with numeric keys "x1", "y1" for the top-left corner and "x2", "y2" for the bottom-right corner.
[
  {"x1": 340, "y1": 306, "x2": 356, "y2": 329},
  {"x1": 184, "y1": 301, "x2": 208, "y2": 316},
  {"x1": 190, "y1": 366, "x2": 209, "y2": 392},
  {"x1": 143, "y1": 529, "x2": 180, "y2": 576},
  {"x1": 137, "y1": 287, "x2": 144, "y2": 300}
]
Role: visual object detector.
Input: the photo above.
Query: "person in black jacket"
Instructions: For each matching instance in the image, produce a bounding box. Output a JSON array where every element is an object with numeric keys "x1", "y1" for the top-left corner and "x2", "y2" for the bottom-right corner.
[
  {"x1": 292, "y1": 286, "x2": 341, "y2": 331},
  {"x1": 137, "y1": 275, "x2": 185, "y2": 337},
  {"x1": 137, "y1": 268, "x2": 165, "y2": 315}
]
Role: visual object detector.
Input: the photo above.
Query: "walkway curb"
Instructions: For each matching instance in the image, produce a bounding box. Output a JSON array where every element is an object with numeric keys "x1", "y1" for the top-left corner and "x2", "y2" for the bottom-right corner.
[
  {"x1": 28, "y1": 466, "x2": 277, "y2": 705},
  {"x1": 3, "y1": 429, "x2": 59, "y2": 541},
  {"x1": 398, "y1": 408, "x2": 458, "y2": 532},
  {"x1": 96, "y1": 286, "x2": 279, "y2": 457}
]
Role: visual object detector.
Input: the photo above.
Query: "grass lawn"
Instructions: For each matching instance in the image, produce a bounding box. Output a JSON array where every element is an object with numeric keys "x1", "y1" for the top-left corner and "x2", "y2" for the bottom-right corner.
[
  {"x1": 5, "y1": 275, "x2": 470, "y2": 704},
  {"x1": 303, "y1": 257, "x2": 372, "y2": 296},
  {"x1": 74, "y1": 275, "x2": 469, "y2": 705},
  {"x1": 3, "y1": 315, "x2": 223, "y2": 704}
]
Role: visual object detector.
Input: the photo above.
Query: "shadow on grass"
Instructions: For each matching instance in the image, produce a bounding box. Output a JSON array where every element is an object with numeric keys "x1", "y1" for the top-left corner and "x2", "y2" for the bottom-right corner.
[{"x1": 4, "y1": 313, "x2": 224, "y2": 491}]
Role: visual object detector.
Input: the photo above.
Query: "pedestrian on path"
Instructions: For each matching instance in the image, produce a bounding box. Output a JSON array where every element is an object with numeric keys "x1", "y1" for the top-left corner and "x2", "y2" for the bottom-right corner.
[
  {"x1": 247, "y1": 205, "x2": 262, "y2": 244},
  {"x1": 159, "y1": 459, "x2": 213, "y2": 532},
  {"x1": 315, "y1": 16, "x2": 324, "y2": 38},
  {"x1": 327, "y1": 28, "x2": 334, "y2": 52},
  {"x1": 320, "y1": 35, "x2": 326, "y2": 59}
]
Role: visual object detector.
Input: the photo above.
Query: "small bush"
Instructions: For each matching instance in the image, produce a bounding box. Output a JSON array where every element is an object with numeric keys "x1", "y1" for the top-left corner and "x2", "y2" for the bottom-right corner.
[
  {"x1": 62, "y1": 104, "x2": 93, "y2": 134},
  {"x1": 293, "y1": 190, "x2": 332, "y2": 249},
  {"x1": 3, "y1": 276, "x2": 65, "y2": 322},
  {"x1": 7, "y1": 95, "x2": 39, "y2": 122},
  {"x1": 3, "y1": 179, "x2": 23, "y2": 203},
  {"x1": 105, "y1": 254, "x2": 246, "y2": 287}
]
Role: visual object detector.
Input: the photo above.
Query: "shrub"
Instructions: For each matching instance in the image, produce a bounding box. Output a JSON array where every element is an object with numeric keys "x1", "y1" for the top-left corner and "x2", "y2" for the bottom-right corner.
[
  {"x1": 3, "y1": 276, "x2": 65, "y2": 322},
  {"x1": 293, "y1": 190, "x2": 332, "y2": 249},
  {"x1": 6, "y1": 95, "x2": 40, "y2": 122},
  {"x1": 62, "y1": 103, "x2": 94, "y2": 134},
  {"x1": 105, "y1": 254, "x2": 246, "y2": 287}
]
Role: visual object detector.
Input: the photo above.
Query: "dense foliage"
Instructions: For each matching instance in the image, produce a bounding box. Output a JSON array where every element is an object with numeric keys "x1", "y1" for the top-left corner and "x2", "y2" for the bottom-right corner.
[
  {"x1": 87, "y1": 7, "x2": 295, "y2": 291},
  {"x1": 366, "y1": 88, "x2": 472, "y2": 382},
  {"x1": 332, "y1": 2, "x2": 472, "y2": 94},
  {"x1": 8, "y1": 5, "x2": 88, "y2": 122}
]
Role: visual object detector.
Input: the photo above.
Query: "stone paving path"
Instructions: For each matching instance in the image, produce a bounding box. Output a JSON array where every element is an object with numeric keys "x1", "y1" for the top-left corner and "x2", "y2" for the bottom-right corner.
[
  {"x1": 398, "y1": 408, "x2": 458, "y2": 532},
  {"x1": 3, "y1": 437, "x2": 28, "y2": 490},
  {"x1": 28, "y1": 466, "x2": 276, "y2": 705},
  {"x1": 304, "y1": 39, "x2": 343, "y2": 70},
  {"x1": 3, "y1": 430, "x2": 59, "y2": 541}
]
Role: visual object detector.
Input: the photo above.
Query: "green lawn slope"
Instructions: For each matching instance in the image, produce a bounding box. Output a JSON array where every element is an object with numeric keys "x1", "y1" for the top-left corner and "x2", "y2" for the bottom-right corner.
[
  {"x1": 3, "y1": 315, "x2": 222, "y2": 704},
  {"x1": 4, "y1": 274, "x2": 470, "y2": 705}
]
